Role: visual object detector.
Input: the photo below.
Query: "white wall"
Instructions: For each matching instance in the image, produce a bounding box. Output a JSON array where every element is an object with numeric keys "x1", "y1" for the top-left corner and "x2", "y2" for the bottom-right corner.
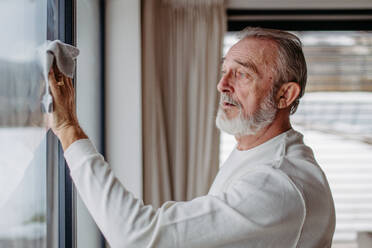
[
  {"x1": 76, "y1": 0, "x2": 103, "y2": 247},
  {"x1": 105, "y1": 0, "x2": 142, "y2": 198},
  {"x1": 75, "y1": 1, "x2": 142, "y2": 247}
]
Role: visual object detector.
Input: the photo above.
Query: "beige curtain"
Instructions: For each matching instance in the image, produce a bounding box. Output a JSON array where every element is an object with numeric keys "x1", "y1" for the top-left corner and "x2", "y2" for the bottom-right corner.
[{"x1": 142, "y1": 0, "x2": 226, "y2": 207}]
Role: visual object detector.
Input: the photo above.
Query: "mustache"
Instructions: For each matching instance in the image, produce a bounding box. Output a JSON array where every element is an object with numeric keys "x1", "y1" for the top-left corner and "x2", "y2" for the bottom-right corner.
[{"x1": 219, "y1": 93, "x2": 241, "y2": 107}]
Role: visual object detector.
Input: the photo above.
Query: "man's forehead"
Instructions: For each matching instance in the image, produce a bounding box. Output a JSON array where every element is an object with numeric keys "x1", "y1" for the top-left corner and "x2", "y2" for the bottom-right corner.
[
  {"x1": 221, "y1": 56, "x2": 260, "y2": 75},
  {"x1": 236, "y1": 37, "x2": 278, "y2": 51},
  {"x1": 223, "y1": 38, "x2": 278, "y2": 70}
]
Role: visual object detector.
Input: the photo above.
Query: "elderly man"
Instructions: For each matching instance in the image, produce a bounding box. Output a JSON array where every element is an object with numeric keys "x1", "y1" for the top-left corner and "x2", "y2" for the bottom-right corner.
[{"x1": 49, "y1": 27, "x2": 335, "y2": 247}]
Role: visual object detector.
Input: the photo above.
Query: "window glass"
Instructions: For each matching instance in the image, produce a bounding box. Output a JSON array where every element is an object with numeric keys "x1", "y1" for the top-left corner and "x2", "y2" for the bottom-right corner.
[
  {"x1": 220, "y1": 31, "x2": 372, "y2": 248},
  {"x1": 0, "y1": 0, "x2": 48, "y2": 247}
]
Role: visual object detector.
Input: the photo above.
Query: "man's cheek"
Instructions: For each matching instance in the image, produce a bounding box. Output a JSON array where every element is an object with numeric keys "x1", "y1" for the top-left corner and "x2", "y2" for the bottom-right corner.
[{"x1": 243, "y1": 98, "x2": 259, "y2": 115}]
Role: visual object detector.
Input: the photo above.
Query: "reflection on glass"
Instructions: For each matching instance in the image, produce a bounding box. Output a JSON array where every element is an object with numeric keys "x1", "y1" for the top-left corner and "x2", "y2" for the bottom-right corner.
[
  {"x1": 221, "y1": 31, "x2": 372, "y2": 248},
  {"x1": 0, "y1": 0, "x2": 48, "y2": 247}
]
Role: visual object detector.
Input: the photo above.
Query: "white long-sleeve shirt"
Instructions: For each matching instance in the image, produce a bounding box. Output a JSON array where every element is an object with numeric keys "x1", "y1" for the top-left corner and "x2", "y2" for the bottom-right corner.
[{"x1": 64, "y1": 128, "x2": 335, "y2": 248}]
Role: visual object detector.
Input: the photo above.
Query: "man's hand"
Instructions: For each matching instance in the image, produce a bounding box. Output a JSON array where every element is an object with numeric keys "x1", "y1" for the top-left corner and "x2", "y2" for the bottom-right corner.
[{"x1": 48, "y1": 63, "x2": 87, "y2": 150}]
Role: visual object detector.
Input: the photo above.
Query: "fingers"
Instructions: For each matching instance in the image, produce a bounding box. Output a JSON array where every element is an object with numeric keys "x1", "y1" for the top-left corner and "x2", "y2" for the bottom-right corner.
[
  {"x1": 64, "y1": 75, "x2": 73, "y2": 89},
  {"x1": 52, "y1": 61, "x2": 62, "y2": 79},
  {"x1": 48, "y1": 69, "x2": 75, "y2": 106},
  {"x1": 62, "y1": 75, "x2": 74, "y2": 98},
  {"x1": 48, "y1": 69, "x2": 61, "y2": 98}
]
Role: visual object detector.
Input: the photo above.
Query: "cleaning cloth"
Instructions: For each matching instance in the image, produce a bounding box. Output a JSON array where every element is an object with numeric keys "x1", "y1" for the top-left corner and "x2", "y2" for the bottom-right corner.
[{"x1": 37, "y1": 40, "x2": 79, "y2": 113}]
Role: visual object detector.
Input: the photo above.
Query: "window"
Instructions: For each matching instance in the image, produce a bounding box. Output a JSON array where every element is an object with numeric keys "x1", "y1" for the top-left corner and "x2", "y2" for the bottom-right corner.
[
  {"x1": 220, "y1": 30, "x2": 372, "y2": 248},
  {"x1": 0, "y1": 0, "x2": 49, "y2": 246},
  {"x1": 0, "y1": 0, "x2": 75, "y2": 247}
]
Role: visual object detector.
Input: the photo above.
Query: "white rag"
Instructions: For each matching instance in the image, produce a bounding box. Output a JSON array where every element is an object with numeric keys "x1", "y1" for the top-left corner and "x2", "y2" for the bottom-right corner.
[{"x1": 37, "y1": 40, "x2": 79, "y2": 113}]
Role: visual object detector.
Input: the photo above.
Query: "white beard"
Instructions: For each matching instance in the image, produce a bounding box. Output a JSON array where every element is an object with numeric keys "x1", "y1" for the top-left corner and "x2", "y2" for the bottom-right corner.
[{"x1": 216, "y1": 89, "x2": 277, "y2": 137}]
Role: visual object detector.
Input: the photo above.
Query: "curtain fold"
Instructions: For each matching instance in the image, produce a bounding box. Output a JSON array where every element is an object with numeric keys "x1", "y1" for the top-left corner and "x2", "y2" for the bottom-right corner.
[{"x1": 142, "y1": 0, "x2": 226, "y2": 207}]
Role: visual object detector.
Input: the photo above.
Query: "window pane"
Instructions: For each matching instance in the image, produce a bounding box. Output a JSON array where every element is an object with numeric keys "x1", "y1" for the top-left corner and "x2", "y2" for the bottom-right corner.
[
  {"x1": 293, "y1": 31, "x2": 372, "y2": 248},
  {"x1": 0, "y1": 0, "x2": 48, "y2": 247},
  {"x1": 220, "y1": 31, "x2": 372, "y2": 248}
]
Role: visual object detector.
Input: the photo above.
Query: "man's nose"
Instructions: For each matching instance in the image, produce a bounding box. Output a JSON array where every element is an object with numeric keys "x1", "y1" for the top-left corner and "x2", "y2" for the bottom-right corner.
[{"x1": 217, "y1": 71, "x2": 234, "y2": 94}]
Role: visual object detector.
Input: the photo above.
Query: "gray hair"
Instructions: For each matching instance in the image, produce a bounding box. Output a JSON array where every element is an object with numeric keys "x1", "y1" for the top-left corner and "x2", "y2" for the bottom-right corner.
[{"x1": 237, "y1": 27, "x2": 307, "y2": 114}]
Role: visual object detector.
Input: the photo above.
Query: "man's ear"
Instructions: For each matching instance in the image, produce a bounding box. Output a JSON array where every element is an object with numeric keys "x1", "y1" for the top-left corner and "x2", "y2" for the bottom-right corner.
[{"x1": 276, "y1": 82, "x2": 301, "y2": 109}]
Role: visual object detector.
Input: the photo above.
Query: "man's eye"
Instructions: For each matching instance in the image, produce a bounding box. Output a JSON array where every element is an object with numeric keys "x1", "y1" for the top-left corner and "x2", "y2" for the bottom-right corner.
[{"x1": 237, "y1": 72, "x2": 249, "y2": 79}]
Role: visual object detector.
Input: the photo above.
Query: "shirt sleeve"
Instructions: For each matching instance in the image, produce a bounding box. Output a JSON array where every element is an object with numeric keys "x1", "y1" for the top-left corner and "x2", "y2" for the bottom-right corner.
[{"x1": 64, "y1": 139, "x2": 305, "y2": 248}]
